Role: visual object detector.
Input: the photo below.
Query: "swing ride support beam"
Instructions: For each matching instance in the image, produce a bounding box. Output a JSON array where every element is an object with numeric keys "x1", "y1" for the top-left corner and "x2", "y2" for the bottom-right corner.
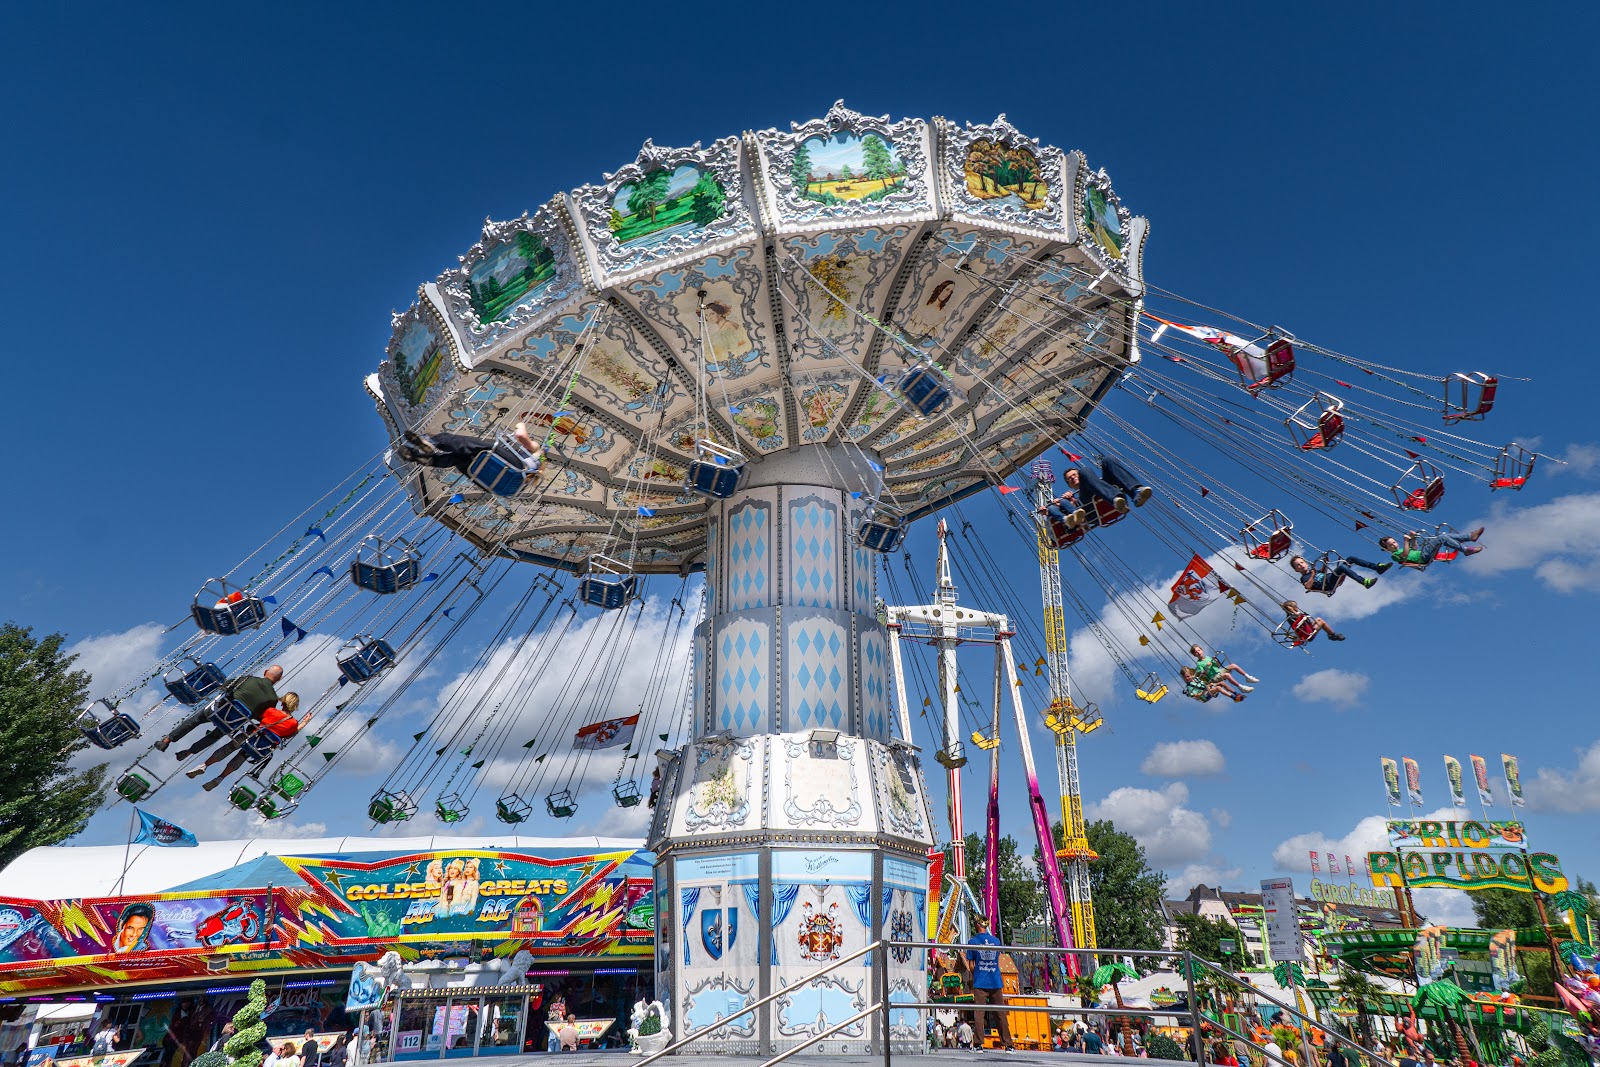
[{"x1": 646, "y1": 445, "x2": 938, "y2": 1057}]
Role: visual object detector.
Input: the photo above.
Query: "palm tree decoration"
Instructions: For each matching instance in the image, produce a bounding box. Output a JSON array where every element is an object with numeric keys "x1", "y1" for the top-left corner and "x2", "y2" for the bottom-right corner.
[
  {"x1": 1092, "y1": 961, "x2": 1139, "y2": 1009},
  {"x1": 1551, "y1": 890, "x2": 1593, "y2": 949},
  {"x1": 1273, "y1": 961, "x2": 1308, "y2": 988},
  {"x1": 1413, "y1": 979, "x2": 1476, "y2": 1063},
  {"x1": 1336, "y1": 965, "x2": 1384, "y2": 1047}
]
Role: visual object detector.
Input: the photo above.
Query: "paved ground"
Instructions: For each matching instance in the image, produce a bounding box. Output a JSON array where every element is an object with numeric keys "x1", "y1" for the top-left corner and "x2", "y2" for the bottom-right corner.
[{"x1": 371, "y1": 1053, "x2": 1114, "y2": 1066}]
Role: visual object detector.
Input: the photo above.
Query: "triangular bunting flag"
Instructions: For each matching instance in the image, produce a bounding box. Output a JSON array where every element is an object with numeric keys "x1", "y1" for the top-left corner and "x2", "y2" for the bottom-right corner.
[
  {"x1": 442, "y1": 608, "x2": 454, "y2": 618},
  {"x1": 522, "y1": 739, "x2": 537, "y2": 748},
  {"x1": 850, "y1": 491, "x2": 862, "y2": 498},
  {"x1": 305, "y1": 525, "x2": 326, "y2": 542},
  {"x1": 422, "y1": 572, "x2": 438, "y2": 581},
  {"x1": 658, "y1": 733, "x2": 668, "y2": 741},
  {"x1": 637, "y1": 506, "x2": 656, "y2": 517},
  {"x1": 311, "y1": 565, "x2": 334, "y2": 580},
  {"x1": 280, "y1": 618, "x2": 307, "y2": 642},
  {"x1": 1151, "y1": 611, "x2": 1166, "y2": 630},
  {"x1": 323, "y1": 752, "x2": 337, "y2": 762},
  {"x1": 338, "y1": 676, "x2": 349, "y2": 687},
  {"x1": 462, "y1": 746, "x2": 473, "y2": 757},
  {"x1": 1336, "y1": 380, "x2": 1353, "y2": 389},
  {"x1": 262, "y1": 595, "x2": 278, "y2": 605},
  {"x1": 997, "y1": 485, "x2": 1020, "y2": 494},
  {"x1": 1138, "y1": 634, "x2": 1150, "y2": 646},
  {"x1": 413, "y1": 731, "x2": 426, "y2": 741},
  {"x1": 471, "y1": 760, "x2": 485, "y2": 769},
  {"x1": 307, "y1": 736, "x2": 322, "y2": 748},
  {"x1": 448, "y1": 493, "x2": 464, "y2": 504},
  {"x1": 1355, "y1": 520, "x2": 1369, "y2": 530},
  {"x1": 1412, "y1": 436, "x2": 1428, "y2": 445},
  {"x1": 435, "y1": 746, "x2": 446, "y2": 756},
  {"x1": 1199, "y1": 487, "x2": 1210, "y2": 497},
  {"x1": 535, "y1": 754, "x2": 545, "y2": 763},
  {"x1": 1404, "y1": 449, "x2": 1420, "y2": 460}
]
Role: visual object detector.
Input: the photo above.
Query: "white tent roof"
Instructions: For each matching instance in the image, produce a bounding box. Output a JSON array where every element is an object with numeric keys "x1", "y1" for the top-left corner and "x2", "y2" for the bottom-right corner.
[{"x1": 0, "y1": 835, "x2": 646, "y2": 900}]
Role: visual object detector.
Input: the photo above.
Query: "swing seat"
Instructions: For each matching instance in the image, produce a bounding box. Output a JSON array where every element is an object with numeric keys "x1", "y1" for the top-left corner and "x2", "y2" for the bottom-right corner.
[
  {"x1": 1135, "y1": 674, "x2": 1168, "y2": 704},
  {"x1": 933, "y1": 743, "x2": 967, "y2": 770},
  {"x1": 77, "y1": 701, "x2": 141, "y2": 750},
  {"x1": 1287, "y1": 395, "x2": 1345, "y2": 451},
  {"x1": 684, "y1": 440, "x2": 749, "y2": 500},
  {"x1": 1274, "y1": 615, "x2": 1320, "y2": 648},
  {"x1": 1392, "y1": 459, "x2": 1446, "y2": 511},
  {"x1": 856, "y1": 500, "x2": 907, "y2": 553},
  {"x1": 238, "y1": 726, "x2": 282, "y2": 764},
  {"x1": 613, "y1": 781, "x2": 643, "y2": 808},
  {"x1": 350, "y1": 536, "x2": 422, "y2": 594},
  {"x1": 1492, "y1": 443, "x2": 1536, "y2": 491},
  {"x1": 163, "y1": 660, "x2": 228, "y2": 706},
  {"x1": 1245, "y1": 335, "x2": 1297, "y2": 393},
  {"x1": 1045, "y1": 515, "x2": 1087, "y2": 549},
  {"x1": 228, "y1": 781, "x2": 262, "y2": 812},
  {"x1": 435, "y1": 793, "x2": 469, "y2": 823},
  {"x1": 208, "y1": 697, "x2": 254, "y2": 737},
  {"x1": 579, "y1": 555, "x2": 638, "y2": 611},
  {"x1": 1088, "y1": 497, "x2": 1128, "y2": 528},
  {"x1": 1310, "y1": 552, "x2": 1346, "y2": 596},
  {"x1": 337, "y1": 636, "x2": 398, "y2": 685},
  {"x1": 1431, "y1": 524, "x2": 1465, "y2": 562},
  {"x1": 192, "y1": 580, "x2": 268, "y2": 636},
  {"x1": 255, "y1": 796, "x2": 297, "y2": 820},
  {"x1": 272, "y1": 770, "x2": 308, "y2": 799},
  {"x1": 897, "y1": 363, "x2": 957, "y2": 417},
  {"x1": 115, "y1": 764, "x2": 163, "y2": 803},
  {"x1": 969, "y1": 728, "x2": 1001, "y2": 751},
  {"x1": 1444, "y1": 372, "x2": 1498, "y2": 422},
  {"x1": 368, "y1": 789, "x2": 418, "y2": 824},
  {"x1": 495, "y1": 794, "x2": 533, "y2": 824},
  {"x1": 546, "y1": 790, "x2": 577, "y2": 819},
  {"x1": 1242, "y1": 510, "x2": 1294, "y2": 561}
]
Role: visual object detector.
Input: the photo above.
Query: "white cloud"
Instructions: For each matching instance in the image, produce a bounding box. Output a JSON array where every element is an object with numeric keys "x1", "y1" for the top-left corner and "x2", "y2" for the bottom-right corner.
[
  {"x1": 1526, "y1": 739, "x2": 1600, "y2": 813},
  {"x1": 1465, "y1": 492, "x2": 1600, "y2": 592},
  {"x1": 1550, "y1": 443, "x2": 1600, "y2": 478},
  {"x1": 1210, "y1": 808, "x2": 1233, "y2": 829},
  {"x1": 1087, "y1": 782, "x2": 1211, "y2": 867},
  {"x1": 1291, "y1": 669, "x2": 1370, "y2": 708},
  {"x1": 1411, "y1": 888, "x2": 1477, "y2": 926},
  {"x1": 1273, "y1": 814, "x2": 1391, "y2": 871},
  {"x1": 1141, "y1": 739, "x2": 1225, "y2": 778},
  {"x1": 67, "y1": 622, "x2": 167, "y2": 694},
  {"x1": 1179, "y1": 861, "x2": 1243, "y2": 888}
]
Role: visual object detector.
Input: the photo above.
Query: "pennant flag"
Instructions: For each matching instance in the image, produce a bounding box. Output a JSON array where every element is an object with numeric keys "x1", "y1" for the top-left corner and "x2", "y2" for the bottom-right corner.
[
  {"x1": 262, "y1": 595, "x2": 278, "y2": 605},
  {"x1": 1059, "y1": 449, "x2": 1083, "y2": 461},
  {"x1": 637, "y1": 507, "x2": 656, "y2": 517},
  {"x1": 133, "y1": 809, "x2": 198, "y2": 848},
  {"x1": 337, "y1": 676, "x2": 349, "y2": 687},
  {"x1": 471, "y1": 760, "x2": 485, "y2": 769},
  {"x1": 280, "y1": 618, "x2": 307, "y2": 642},
  {"x1": 535, "y1": 754, "x2": 546, "y2": 763},
  {"x1": 1336, "y1": 380, "x2": 1353, "y2": 389},
  {"x1": 1470, "y1": 754, "x2": 1496, "y2": 806},
  {"x1": 868, "y1": 461, "x2": 884, "y2": 472},
  {"x1": 305, "y1": 525, "x2": 326, "y2": 542},
  {"x1": 1405, "y1": 449, "x2": 1421, "y2": 460},
  {"x1": 727, "y1": 405, "x2": 741, "y2": 415},
  {"x1": 1168, "y1": 554, "x2": 1222, "y2": 619},
  {"x1": 522, "y1": 738, "x2": 537, "y2": 749},
  {"x1": 1443, "y1": 755, "x2": 1467, "y2": 807},
  {"x1": 442, "y1": 608, "x2": 454, "y2": 619},
  {"x1": 1381, "y1": 757, "x2": 1402, "y2": 807},
  {"x1": 1402, "y1": 756, "x2": 1424, "y2": 807},
  {"x1": 1502, "y1": 753, "x2": 1525, "y2": 807},
  {"x1": 1309, "y1": 851, "x2": 1321, "y2": 873},
  {"x1": 1199, "y1": 487, "x2": 1210, "y2": 497},
  {"x1": 659, "y1": 733, "x2": 669, "y2": 742},
  {"x1": 1138, "y1": 634, "x2": 1150, "y2": 646},
  {"x1": 435, "y1": 747, "x2": 446, "y2": 756},
  {"x1": 311, "y1": 565, "x2": 335, "y2": 580},
  {"x1": 997, "y1": 485, "x2": 1020, "y2": 494},
  {"x1": 307, "y1": 736, "x2": 321, "y2": 748},
  {"x1": 1412, "y1": 436, "x2": 1428, "y2": 445},
  {"x1": 851, "y1": 491, "x2": 862, "y2": 498},
  {"x1": 449, "y1": 493, "x2": 465, "y2": 504},
  {"x1": 1355, "y1": 520, "x2": 1369, "y2": 531},
  {"x1": 324, "y1": 752, "x2": 337, "y2": 762},
  {"x1": 413, "y1": 731, "x2": 426, "y2": 741},
  {"x1": 1151, "y1": 611, "x2": 1166, "y2": 631},
  {"x1": 574, "y1": 714, "x2": 640, "y2": 750},
  {"x1": 628, "y1": 752, "x2": 639, "y2": 759},
  {"x1": 422, "y1": 573, "x2": 438, "y2": 582}
]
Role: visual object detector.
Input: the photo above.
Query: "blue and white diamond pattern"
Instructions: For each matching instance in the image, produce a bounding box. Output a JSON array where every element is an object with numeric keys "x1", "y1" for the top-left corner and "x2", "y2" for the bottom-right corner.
[
  {"x1": 786, "y1": 616, "x2": 848, "y2": 730},
  {"x1": 725, "y1": 501, "x2": 770, "y2": 611},
  {"x1": 715, "y1": 618, "x2": 770, "y2": 733},
  {"x1": 705, "y1": 520, "x2": 717, "y2": 615},
  {"x1": 859, "y1": 628, "x2": 889, "y2": 739},
  {"x1": 851, "y1": 537, "x2": 875, "y2": 615},
  {"x1": 787, "y1": 496, "x2": 839, "y2": 609}
]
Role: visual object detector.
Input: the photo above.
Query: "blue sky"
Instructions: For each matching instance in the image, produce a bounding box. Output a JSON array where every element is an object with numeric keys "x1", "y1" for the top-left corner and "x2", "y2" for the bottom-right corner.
[{"x1": 3, "y1": 4, "x2": 1599, "y2": 925}]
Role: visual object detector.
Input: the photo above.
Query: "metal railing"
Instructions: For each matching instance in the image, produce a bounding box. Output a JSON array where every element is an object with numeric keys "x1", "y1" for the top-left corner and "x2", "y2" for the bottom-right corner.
[{"x1": 637, "y1": 938, "x2": 890, "y2": 1067}]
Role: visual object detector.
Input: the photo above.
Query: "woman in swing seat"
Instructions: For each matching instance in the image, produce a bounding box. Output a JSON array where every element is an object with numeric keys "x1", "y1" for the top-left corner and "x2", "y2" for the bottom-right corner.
[{"x1": 396, "y1": 422, "x2": 543, "y2": 476}]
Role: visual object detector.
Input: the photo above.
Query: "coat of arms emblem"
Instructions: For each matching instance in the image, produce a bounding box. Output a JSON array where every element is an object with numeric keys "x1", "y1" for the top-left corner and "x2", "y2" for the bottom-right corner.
[{"x1": 797, "y1": 900, "x2": 843, "y2": 961}]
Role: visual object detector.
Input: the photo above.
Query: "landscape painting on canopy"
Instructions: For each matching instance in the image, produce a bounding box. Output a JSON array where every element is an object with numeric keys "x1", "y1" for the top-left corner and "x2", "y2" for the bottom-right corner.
[
  {"x1": 964, "y1": 138, "x2": 1049, "y2": 210},
  {"x1": 468, "y1": 231, "x2": 557, "y2": 323},
  {"x1": 393, "y1": 319, "x2": 447, "y2": 408},
  {"x1": 790, "y1": 131, "x2": 907, "y2": 204},
  {"x1": 608, "y1": 164, "x2": 729, "y2": 246},
  {"x1": 1084, "y1": 184, "x2": 1126, "y2": 256}
]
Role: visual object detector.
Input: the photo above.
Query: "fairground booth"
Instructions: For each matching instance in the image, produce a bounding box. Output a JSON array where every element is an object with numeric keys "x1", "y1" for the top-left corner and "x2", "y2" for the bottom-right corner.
[{"x1": 0, "y1": 836, "x2": 655, "y2": 1066}]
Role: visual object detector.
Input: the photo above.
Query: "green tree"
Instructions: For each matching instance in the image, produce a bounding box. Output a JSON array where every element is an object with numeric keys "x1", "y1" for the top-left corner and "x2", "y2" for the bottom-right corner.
[
  {"x1": 790, "y1": 142, "x2": 814, "y2": 193},
  {"x1": 626, "y1": 169, "x2": 672, "y2": 223},
  {"x1": 0, "y1": 623, "x2": 107, "y2": 868},
  {"x1": 1038, "y1": 819, "x2": 1167, "y2": 956},
  {"x1": 1335, "y1": 963, "x2": 1384, "y2": 1046},
  {"x1": 1471, "y1": 887, "x2": 1544, "y2": 931},
  {"x1": 861, "y1": 134, "x2": 894, "y2": 190},
  {"x1": 1173, "y1": 912, "x2": 1237, "y2": 963},
  {"x1": 608, "y1": 207, "x2": 624, "y2": 232},
  {"x1": 689, "y1": 174, "x2": 726, "y2": 226},
  {"x1": 840, "y1": 164, "x2": 853, "y2": 181},
  {"x1": 962, "y1": 832, "x2": 1045, "y2": 940}
]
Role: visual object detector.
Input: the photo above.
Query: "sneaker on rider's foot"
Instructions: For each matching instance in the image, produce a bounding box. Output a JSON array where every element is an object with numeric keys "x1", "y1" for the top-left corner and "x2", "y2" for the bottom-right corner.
[
  {"x1": 1360, "y1": 576, "x2": 1378, "y2": 589},
  {"x1": 1132, "y1": 485, "x2": 1153, "y2": 507},
  {"x1": 1242, "y1": 671, "x2": 1261, "y2": 683},
  {"x1": 1374, "y1": 561, "x2": 1393, "y2": 573},
  {"x1": 154, "y1": 738, "x2": 171, "y2": 752},
  {"x1": 1113, "y1": 495, "x2": 1131, "y2": 514},
  {"x1": 1329, "y1": 631, "x2": 1347, "y2": 641}
]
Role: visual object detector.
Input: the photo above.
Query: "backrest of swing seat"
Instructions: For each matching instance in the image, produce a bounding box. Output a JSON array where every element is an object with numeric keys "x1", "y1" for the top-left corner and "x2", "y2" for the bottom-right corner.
[
  {"x1": 1090, "y1": 498, "x2": 1125, "y2": 527},
  {"x1": 1265, "y1": 338, "x2": 1295, "y2": 380},
  {"x1": 579, "y1": 573, "x2": 636, "y2": 610},
  {"x1": 210, "y1": 698, "x2": 253, "y2": 736},
  {"x1": 351, "y1": 557, "x2": 420, "y2": 594},
  {"x1": 239, "y1": 728, "x2": 281, "y2": 762},
  {"x1": 166, "y1": 662, "x2": 227, "y2": 706},
  {"x1": 115, "y1": 768, "x2": 157, "y2": 803},
  {"x1": 897, "y1": 365, "x2": 953, "y2": 417},
  {"x1": 192, "y1": 597, "x2": 264, "y2": 635},
  {"x1": 858, "y1": 516, "x2": 906, "y2": 553},
  {"x1": 1491, "y1": 475, "x2": 1527, "y2": 491},
  {"x1": 1249, "y1": 528, "x2": 1292, "y2": 560},
  {"x1": 686, "y1": 458, "x2": 744, "y2": 499},
  {"x1": 495, "y1": 799, "x2": 530, "y2": 824},
  {"x1": 466, "y1": 451, "x2": 525, "y2": 496},
  {"x1": 1402, "y1": 477, "x2": 1445, "y2": 511}
]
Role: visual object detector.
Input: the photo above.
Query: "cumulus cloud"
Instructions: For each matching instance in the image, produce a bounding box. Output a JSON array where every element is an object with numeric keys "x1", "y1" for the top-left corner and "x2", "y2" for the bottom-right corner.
[
  {"x1": 1526, "y1": 739, "x2": 1600, "y2": 813},
  {"x1": 1550, "y1": 443, "x2": 1600, "y2": 478},
  {"x1": 1273, "y1": 814, "x2": 1391, "y2": 871},
  {"x1": 1088, "y1": 782, "x2": 1211, "y2": 867},
  {"x1": 1465, "y1": 492, "x2": 1600, "y2": 592},
  {"x1": 1291, "y1": 669, "x2": 1370, "y2": 708},
  {"x1": 1180, "y1": 861, "x2": 1243, "y2": 888},
  {"x1": 67, "y1": 622, "x2": 168, "y2": 694},
  {"x1": 1141, "y1": 740, "x2": 1225, "y2": 778}
]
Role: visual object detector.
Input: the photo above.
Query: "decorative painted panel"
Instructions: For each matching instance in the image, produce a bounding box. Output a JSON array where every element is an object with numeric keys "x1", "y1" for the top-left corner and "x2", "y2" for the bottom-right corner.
[
  {"x1": 775, "y1": 736, "x2": 868, "y2": 832},
  {"x1": 883, "y1": 857, "x2": 930, "y2": 1050},
  {"x1": 379, "y1": 301, "x2": 459, "y2": 423},
  {"x1": 724, "y1": 494, "x2": 774, "y2": 612},
  {"x1": 678, "y1": 737, "x2": 757, "y2": 834},
  {"x1": 1077, "y1": 163, "x2": 1133, "y2": 270},
  {"x1": 939, "y1": 114, "x2": 1069, "y2": 238},
  {"x1": 437, "y1": 203, "x2": 584, "y2": 348},
  {"x1": 857, "y1": 625, "x2": 891, "y2": 741},
  {"x1": 785, "y1": 492, "x2": 841, "y2": 609},
  {"x1": 712, "y1": 613, "x2": 772, "y2": 735},
  {"x1": 782, "y1": 611, "x2": 850, "y2": 732},
  {"x1": 769, "y1": 850, "x2": 875, "y2": 1053},
  {"x1": 875, "y1": 744, "x2": 933, "y2": 846},
  {"x1": 675, "y1": 852, "x2": 761, "y2": 1052}
]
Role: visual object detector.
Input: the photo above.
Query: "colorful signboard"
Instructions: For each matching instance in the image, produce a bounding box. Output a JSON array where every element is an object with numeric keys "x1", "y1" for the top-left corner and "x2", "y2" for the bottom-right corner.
[
  {"x1": 1386, "y1": 819, "x2": 1527, "y2": 849},
  {"x1": 0, "y1": 847, "x2": 655, "y2": 996},
  {"x1": 1260, "y1": 878, "x2": 1302, "y2": 965},
  {"x1": 1307, "y1": 880, "x2": 1398, "y2": 909},
  {"x1": 1367, "y1": 849, "x2": 1568, "y2": 893}
]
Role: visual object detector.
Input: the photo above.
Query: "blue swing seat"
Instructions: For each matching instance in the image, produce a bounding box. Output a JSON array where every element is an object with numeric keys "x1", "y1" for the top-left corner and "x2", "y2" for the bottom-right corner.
[
  {"x1": 579, "y1": 555, "x2": 638, "y2": 610},
  {"x1": 897, "y1": 363, "x2": 956, "y2": 417},
  {"x1": 684, "y1": 440, "x2": 749, "y2": 500},
  {"x1": 856, "y1": 500, "x2": 906, "y2": 553},
  {"x1": 77, "y1": 700, "x2": 140, "y2": 750},
  {"x1": 164, "y1": 660, "x2": 228, "y2": 706},
  {"x1": 191, "y1": 579, "x2": 268, "y2": 636},
  {"x1": 466, "y1": 434, "x2": 539, "y2": 497},
  {"x1": 350, "y1": 536, "x2": 422, "y2": 594},
  {"x1": 208, "y1": 697, "x2": 254, "y2": 737},
  {"x1": 337, "y1": 636, "x2": 397, "y2": 685},
  {"x1": 238, "y1": 726, "x2": 282, "y2": 764}
]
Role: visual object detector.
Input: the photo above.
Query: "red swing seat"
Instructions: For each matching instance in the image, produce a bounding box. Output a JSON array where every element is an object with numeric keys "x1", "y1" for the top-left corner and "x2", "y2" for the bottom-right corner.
[
  {"x1": 1244, "y1": 335, "x2": 1296, "y2": 394},
  {"x1": 1444, "y1": 372, "x2": 1498, "y2": 422},
  {"x1": 1287, "y1": 394, "x2": 1345, "y2": 451},
  {"x1": 1046, "y1": 515, "x2": 1087, "y2": 549},
  {"x1": 1242, "y1": 510, "x2": 1294, "y2": 561},
  {"x1": 1392, "y1": 459, "x2": 1446, "y2": 511},
  {"x1": 1491, "y1": 443, "x2": 1536, "y2": 491},
  {"x1": 1274, "y1": 612, "x2": 1320, "y2": 648}
]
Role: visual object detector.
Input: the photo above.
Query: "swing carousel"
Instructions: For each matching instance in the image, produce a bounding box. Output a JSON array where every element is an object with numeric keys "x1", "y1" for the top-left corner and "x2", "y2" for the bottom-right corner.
[{"x1": 78, "y1": 101, "x2": 1546, "y2": 1060}]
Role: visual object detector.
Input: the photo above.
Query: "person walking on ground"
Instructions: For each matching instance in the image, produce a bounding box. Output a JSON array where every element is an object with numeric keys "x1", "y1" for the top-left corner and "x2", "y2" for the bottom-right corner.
[
  {"x1": 965, "y1": 919, "x2": 1016, "y2": 1053},
  {"x1": 957, "y1": 1020, "x2": 974, "y2": 1050}
]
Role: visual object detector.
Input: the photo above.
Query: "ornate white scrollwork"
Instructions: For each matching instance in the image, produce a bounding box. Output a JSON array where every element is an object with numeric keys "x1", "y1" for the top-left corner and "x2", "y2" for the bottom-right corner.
[
  {"x1": 755, "y1": 100, "x2": 933, "y2": 229},
  {"x1": 939, "y1": 113, "x2": 1068, "y2": 235}
]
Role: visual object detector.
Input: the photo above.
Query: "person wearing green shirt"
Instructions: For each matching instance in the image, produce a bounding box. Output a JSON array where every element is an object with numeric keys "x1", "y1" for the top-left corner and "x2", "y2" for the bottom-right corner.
[
  {"x1": 1378, "y1": 527, "x2": 1482, "y2": 569},
  {"x1": 156, "y1": 665, "x2": 283, "y2": 753}
]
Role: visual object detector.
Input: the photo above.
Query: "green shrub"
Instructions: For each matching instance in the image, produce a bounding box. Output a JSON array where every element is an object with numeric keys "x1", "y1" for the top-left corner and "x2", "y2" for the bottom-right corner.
[{"x1": 1147, "y1": 1033, "x2": 1185, "y2": 1061}]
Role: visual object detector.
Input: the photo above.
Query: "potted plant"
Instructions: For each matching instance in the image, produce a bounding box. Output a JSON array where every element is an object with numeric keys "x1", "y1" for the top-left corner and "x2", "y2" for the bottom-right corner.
[{"x1": 628, "y1": 999, "x2": 672, "y2": 1056}]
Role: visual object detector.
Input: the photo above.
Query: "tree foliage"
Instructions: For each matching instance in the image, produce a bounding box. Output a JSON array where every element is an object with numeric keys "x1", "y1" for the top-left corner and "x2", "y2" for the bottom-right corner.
[
  {"x1": 861, "y1": 134, "x2": 894, "y2": 189},
  {"x1": 1471, "y1": 887, "x2": 1546, "y2": 931},
  {"x1": 1037, "y1": 819, "x2": 1167, "y2": 955},
  {"x1": 962, "y1": 832, "x2": 1045, "y2": 940},
  {"x1": 1173, "y1": 912, "x2": 1237, "y2": 963},
  {"x1": 0, "y1": 623, "x2": 106, "y2": 868},
  {"x1": 790, "y1": 143, "x2": 813, "y2": 191}
]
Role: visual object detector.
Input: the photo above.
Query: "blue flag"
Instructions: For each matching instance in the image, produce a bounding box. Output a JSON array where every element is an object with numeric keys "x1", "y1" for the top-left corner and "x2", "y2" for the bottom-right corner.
[
  {"x1": 133, "y1": 809, "x2": 197, "y2": 848},
  {"x1": 637, "y1": 507, "x2": 656, "y2": 517}
]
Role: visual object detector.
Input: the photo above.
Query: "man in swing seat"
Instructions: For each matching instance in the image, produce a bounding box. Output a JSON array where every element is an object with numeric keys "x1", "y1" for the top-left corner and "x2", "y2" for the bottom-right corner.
[
  {"x1": 1044, "y1": 454, "x2": 1154, "y2": 528},
  {"x1": 1378, "y1": 527, "x2": 1484, "y2": 570},
  {"x1": 186, "y1": 693, "x2": 308, "y2": 791},
  {"x1": 1289, "y1": 552, "x2": 1390, "y2": 593},
  {"x1": 156, "y1": 665, "x2": 283, "y2": 754},
  {"x1": 396, "y1": 422, "x2": 543, "y2": 477}
]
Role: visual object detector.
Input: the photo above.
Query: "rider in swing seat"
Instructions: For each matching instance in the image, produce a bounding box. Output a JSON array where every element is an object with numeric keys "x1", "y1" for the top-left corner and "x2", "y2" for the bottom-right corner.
[
  {"x1": 1289, "y1": 553, "x2": 1390, "y2": 593},
  {"x1": 396, "y1": 422, "x2": 544, "y2": 477},
  {"x1": 1044, "y1": 455, "x2": 1154, "y2": 528},
  {"x1": 1281, "y1": 600, "x2": 1346, "y2": 643},
  {"x1": 1378, "y1": 527, "x2": 1483, "y2": 570}
]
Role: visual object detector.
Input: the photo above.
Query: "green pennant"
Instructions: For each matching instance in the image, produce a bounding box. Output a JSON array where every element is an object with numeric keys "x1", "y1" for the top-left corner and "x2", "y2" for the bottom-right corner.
[
  {"x1": 535, "y1": 754, "x2": 545, "y2": 763},
  {"x1": 462, "y1": 746, "x2": 473, "y2": 757},
  {"x1": 366, "y1": 717, "x2": 379, "y2": 729},
  {"x1": 659, "y1": 733, "x2": 668, "y2": 741},
  {"x1": 435, "y1": 747, "x2": 446, "y2": 756},
  {"x1": 628, "y1": 753, "x2": 639, "y2": 759},
  {"x1": 522, "y1": 739, "x2": 537, "y2": 749},
  {"x1": 471, "y1": 760, "x2": 485, "y2": 769},
  {"x1": 307, "y1": 736, "x2": 322, "y2": 748},
  {"x1": 413, "y1": 731, "x2": 426, "y2": 741},
  {"x1": 323, "y1": 752, "x2": 337, "y2": 761}
]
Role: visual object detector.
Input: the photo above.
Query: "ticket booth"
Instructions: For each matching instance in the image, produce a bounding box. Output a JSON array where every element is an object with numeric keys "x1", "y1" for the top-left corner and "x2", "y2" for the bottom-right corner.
[{"x1": 389, "y1": 984, "x2": 533, "y2": 1060}]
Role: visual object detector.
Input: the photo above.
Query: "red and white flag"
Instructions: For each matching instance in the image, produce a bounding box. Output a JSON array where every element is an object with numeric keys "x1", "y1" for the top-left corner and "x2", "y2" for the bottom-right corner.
[
  {"x1": 1168, "y1": 554, "x2": 1222, "y2": 619},
  {"x1": 574, "y1": 714, "x2": 640, "y2": 750},
  {"x1": 1327, "y1": 853, "x2": 1341, "y2": 875},
  {"x1": 1147, "y1": 315, "x2": 1268, "y2": 381}
]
